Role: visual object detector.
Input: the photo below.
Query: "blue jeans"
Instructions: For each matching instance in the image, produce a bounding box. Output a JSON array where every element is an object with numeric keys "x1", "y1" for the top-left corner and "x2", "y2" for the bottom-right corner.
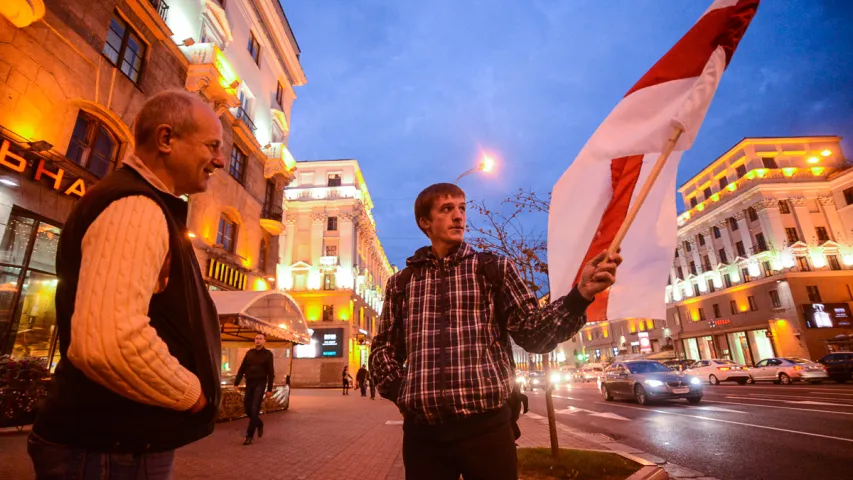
[{"x1": 28, "y1": 434, "x2": 175, "y2": 480}]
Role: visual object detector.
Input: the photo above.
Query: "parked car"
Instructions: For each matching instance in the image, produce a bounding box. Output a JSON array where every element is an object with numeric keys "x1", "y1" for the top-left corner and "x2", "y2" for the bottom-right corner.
[
  {"x1": 817, "y1": 352, "x2": 853, "y2": 383},
  {"x1": 685, "y1": 359, "x2": 750, "y2": 385},
  {"x1": 663, "y1": 359, "x2": 696, "y2": 373},
  {"x1": 749, "y1": 357, "x2": 828, "y2": 385},
  {"x1": 580, "y1": 364, "x2": 605, "y2": 383},
  {"x1": 600, "y1": 360, "x2": 703, "y2": 405}
]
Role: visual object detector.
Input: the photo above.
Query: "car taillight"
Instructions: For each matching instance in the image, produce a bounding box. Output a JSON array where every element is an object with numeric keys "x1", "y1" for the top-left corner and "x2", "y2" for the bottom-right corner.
[
  {"x1": 717, "y1": 367, "x2": 731, "y2": 371},
  {"x1": 793, "y1": 365, "x2": 804, "y2": 371}
]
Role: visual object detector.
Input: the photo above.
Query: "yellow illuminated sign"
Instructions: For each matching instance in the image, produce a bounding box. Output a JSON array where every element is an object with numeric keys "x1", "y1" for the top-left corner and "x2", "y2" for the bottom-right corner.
[{"x1": 0, "y1": 139, "x2": 87, "y2": 197}]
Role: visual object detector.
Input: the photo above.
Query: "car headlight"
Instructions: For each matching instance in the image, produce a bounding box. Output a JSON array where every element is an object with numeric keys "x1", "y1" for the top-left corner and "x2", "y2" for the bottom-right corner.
[
  {"x1": 550, "y1": 374, "x2": 561, "y2": 383},
  {"x1": 533, "y1": 379, "x2": 540, "y2": 385},
  {"x1": 644, "y1": 380, "x2": 664, "y2": 387},
  {"x1": 516, "y1": 377, "x2": 524, "y2": 383},
  {"x1": 690, "y1": 377, "x2": 702, "y2": 385},
  {"x1": 564, "y1": 374, "x2": 571, "y2": 381}
]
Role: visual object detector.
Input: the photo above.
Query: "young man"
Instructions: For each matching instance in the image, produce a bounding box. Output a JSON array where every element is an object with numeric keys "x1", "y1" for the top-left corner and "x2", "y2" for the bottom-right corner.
[
  {"x1": 234, "y1": 333, "x2": 275, "y2": 445},
  {"x1": 356, "y1": 365, "x2": 369, "y2": 397},
  {"x1": 370, "y1": 183, "x2": 622, "y2": 480},
  {"x1": 30, "y1": 90, "x2": 226, "y2": 479}
]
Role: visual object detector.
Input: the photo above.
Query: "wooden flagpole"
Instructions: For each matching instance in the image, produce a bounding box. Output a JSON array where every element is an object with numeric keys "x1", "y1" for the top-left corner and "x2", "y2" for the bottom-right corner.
[{"x1": 607, "y1": 125, "x2": 685, "y2": 256}]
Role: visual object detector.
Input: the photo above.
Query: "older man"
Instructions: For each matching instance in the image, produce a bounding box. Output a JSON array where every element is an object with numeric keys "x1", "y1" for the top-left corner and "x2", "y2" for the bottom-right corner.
[{"x1": 30, "y1": 90, "x2": 226, "y2": 479}]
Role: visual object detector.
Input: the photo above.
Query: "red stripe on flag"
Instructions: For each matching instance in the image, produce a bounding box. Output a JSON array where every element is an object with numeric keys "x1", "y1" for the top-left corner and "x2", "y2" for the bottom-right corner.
[
  {"x1": 625, "y1": 0, "x2": 759, "y2": 97},
  {"x1": 572, "y1": 155, "x2": 644, "y2": 322}
]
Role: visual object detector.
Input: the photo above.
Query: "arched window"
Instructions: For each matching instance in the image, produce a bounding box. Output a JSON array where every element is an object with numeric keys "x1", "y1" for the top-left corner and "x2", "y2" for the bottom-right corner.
[{"x1": 66, "y1": 111, "x2": 119, "y2": 178}]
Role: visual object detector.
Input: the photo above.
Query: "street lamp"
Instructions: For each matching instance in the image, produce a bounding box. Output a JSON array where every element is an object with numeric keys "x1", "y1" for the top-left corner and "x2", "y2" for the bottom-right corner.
[{"x1": 454, "y1": 154, "x2": 497, "y2": 184}]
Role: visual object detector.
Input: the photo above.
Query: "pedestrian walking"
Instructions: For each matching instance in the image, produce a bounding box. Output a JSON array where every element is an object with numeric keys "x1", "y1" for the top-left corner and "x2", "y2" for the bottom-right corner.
[
  {"x1": 356, "y1": 364, "x2": 369, "y2": 397},
  {"x1": 369, "y1": 371, "x2": 377, "y2": 400},
  {"x1": 29, "y1": 90, "x2": 225, "y2": 479},
  {"x1": 342, "y1": 366, "x2": 353, "y2": 395},
  {"x1": 370, "y1": 183, "x2": 621, "y2": 480},
  {"x1": 234, "y1": 333, "x2": 275, "y2": 445}
]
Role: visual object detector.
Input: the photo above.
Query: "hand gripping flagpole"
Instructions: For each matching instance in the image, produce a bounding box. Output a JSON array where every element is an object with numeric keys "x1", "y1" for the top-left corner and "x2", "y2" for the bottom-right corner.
[{"x1": 607, "y1": 125, "x2": 685, "y2": 256}]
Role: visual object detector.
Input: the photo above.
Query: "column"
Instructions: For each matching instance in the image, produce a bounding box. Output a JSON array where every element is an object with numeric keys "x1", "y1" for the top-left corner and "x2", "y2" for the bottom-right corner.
[
  {"x1": 339, "y1": 212, "x2": 354, "y2": 270},
  {"x1": 690, "y1": 238, "x2": 702, "y2": 274},
  {"x1": 790, "y1": 197, "x2": 817, "y2": 245},
  {"x1": 281, "y1": 218, "x2": 296, "y2": 266},
  {"x1": 310, "y1": 212, "x2": 325, "y2": 265},
  {"x1": 755, "y1": 200, "x2": 787, "y2": 250},
  {"x1": 716, "y1": 219, "x2": 736, "y2": 262},
  {"x1": 704, "y1": 228, "x2": 718, "y2": 266},
  {"x1": 735, "y1": 211, "x2": 753, "y2": 255},
  {"x1": 818, "y1": 196, "x2": 848, "y2": 244}
]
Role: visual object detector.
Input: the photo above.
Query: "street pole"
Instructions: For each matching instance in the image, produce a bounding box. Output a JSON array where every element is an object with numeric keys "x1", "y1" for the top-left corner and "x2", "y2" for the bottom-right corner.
[{"x1": 543, "y1": 354, "x2": 560, "y2": 460}]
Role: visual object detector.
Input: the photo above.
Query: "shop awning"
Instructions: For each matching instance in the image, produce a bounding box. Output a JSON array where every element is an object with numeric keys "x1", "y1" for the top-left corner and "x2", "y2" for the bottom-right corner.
[
  {"x1": 210, "y1": 290, "x2": 310, "y2": 344},
  {"x1": 645, "y1": 350, "x2": 677, "y2": 360}
]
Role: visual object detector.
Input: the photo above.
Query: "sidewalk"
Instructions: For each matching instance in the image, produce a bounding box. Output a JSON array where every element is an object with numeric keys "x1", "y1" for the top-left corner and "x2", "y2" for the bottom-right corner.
[{"x1": 0, "y1": 389, "x2": 676, "y2": 479}]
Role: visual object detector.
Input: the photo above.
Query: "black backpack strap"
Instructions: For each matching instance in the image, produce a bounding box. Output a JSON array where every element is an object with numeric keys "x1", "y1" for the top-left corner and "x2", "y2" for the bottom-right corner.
[
  {"x1": 390, "y1": 265, "x2": 421, "y2": 362},
  {"x1": 476, "y1": 253, "x2": 515, "y2": 370}
]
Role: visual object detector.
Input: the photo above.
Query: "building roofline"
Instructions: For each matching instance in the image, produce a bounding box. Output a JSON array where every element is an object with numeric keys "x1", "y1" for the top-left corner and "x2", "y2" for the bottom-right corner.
[{"x1": 678, "y1": 135, "x2": 843, "y2": 192}]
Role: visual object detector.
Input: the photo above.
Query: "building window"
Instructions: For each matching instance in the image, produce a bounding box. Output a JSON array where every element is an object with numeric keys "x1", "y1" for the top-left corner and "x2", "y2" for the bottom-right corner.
[
  {"x1": 675, "y1": 248, "x2": 680, "y2": 258},
  {"x1": 735, "y1": 241, "x2": 746, "y2": 257},
  {"x1": 676, "y1": 266, "x2": 684, "y2": 280},
  {"x1": 785, "y1": 227, "x2": 800, "y2": 244},
  {"x1": 741, "y1": 267, "x2": 751, "y2": 283},
  {"x1": 729, "y1": 217, "x2": 739, "y2": 231},
  {"x1": 0, "y1": 210, "x2": 62, "y2": 365},
  {"x1": 747, "y1": 207, "x2": 758, "y2": 222},
  {"x1": 328, "y1": 174, "x2": 342, "y2": 187},
  {"x1": 828, "y1": 255, "x2": 842, "y2": 271},
  {"x1": 689, "y1": 261, "x2": 697, "y2": 276},
  {"x1": 718, "y1": 248, "x2": 728, "y2": 264},
  {"x1": 703, "y1": 187, "x2": 712, "y2": 200},
  {"x1": 712, "y1": 303, "x2": 721, "y2": 318},
  {"x1": 779, "y1": 200, "x2": 791, "y2": 214},
  {"x1": 229, "y1": 146, "x2": 247, "y2": 184},
  {"x1": 258, "y1": 238, "x2": 268, "y2": 273},
  {"x1": 323, "y1": 273, "x2": 335, "y2": 290},
  {"x1": 713, "y1": 226, "x2": 721, "y2": 239},
  {"x1": 762, "y1": 157, "x2": 778, "y2": 169},
  {"x1": 816, "y1": 226, "x2": 830, "y2": 243},
  {"x1": 702, "y1": 255, "x2": 711, "y2": 272},
  {"x1": 327, "y1": 217, "x2": 338, "y2": 231},
  {"x1": 325, "y1": 245, "x2": 337, "y2": 256},
  {"x1": 719, "y1": 177, "x2": 729, "y2": 190},
  {"x1": 806, "y1": 285, "x2": 822, "y2": 303},
  {"x1": 735, "y1": 165, "x2": 747, "y2": 178},
  {"x1": 755, "y1": 233, "x2": 768, "y2": 252},
  {"x1": 684, "y1": 241, "x2": 691, "y2": 252},
  {"x1": 217, "y1": 215, "x2": 237, "y2": 253},
  {"x1": 692, "y1": 282, "x2": 700, "y2": 297},
  {"x1": 248, "y1": 31, "x2": 261, "y2": 65},
  {"x1": 690, "y1": 197, "x2": 698, "y2": 208},
  {"x1": 844, "y1": 187, "x2": 853, "y2": 206},
  {"x1": 796, "y1": 256, "x2": 811, "y2": 272},
  {"x1": 275, "y1": 81, "x2": 284, "y2": 108},
  {"x1": 707, "y1": 278, "x2": 715, "y2": 293},
  {"x1": 761, "y1": 260, "x2": 772, "y2": 277},
  {"x1": 66, "y1": 112, "x2": 119, "y2": 178},
  {"x1": 748, "y1": 295, "x2": 758, "y2": 311},
  {"x1": 103, "y1": 17, "x2": 146, "y2": 83},
  {"x1": 730, "y1": 299, "x2": 738, "y2": 315},
  {"x1": 322, "y1": 304, "x2": 334, "y2": 321},
  {"x1": 769, "y1": 290, "x2": 781, "y2": 308},
  {"x1": 698, "y1": 234, "x2": 705, "y2": 246},
  {"x1": 697, "y1": 308, "x2": 706, "y2": 322},
  {"x1": 723, "y1": 273, "x2": 732, "y2": 288},
  {"x1": 272, "y1": 121, "x2": 286, "y2": 143}
]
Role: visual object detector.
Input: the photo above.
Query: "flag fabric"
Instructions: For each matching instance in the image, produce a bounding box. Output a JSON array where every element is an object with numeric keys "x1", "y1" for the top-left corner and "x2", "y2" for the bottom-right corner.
[{"x1": 548, "y1": 0, "x2": 760, "y2": 323}]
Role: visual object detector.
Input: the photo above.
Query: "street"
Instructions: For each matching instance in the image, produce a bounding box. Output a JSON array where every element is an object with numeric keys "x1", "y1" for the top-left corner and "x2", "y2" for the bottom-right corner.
[{"x1": 526, "y1": 380, "x2": 853, "y2": 480}]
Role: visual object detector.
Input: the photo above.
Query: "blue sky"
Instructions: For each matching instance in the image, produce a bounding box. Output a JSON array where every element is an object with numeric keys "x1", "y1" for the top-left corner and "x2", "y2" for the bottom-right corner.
[{"x1": 282, "y1": 0, "x2": 853, "y2": 268}]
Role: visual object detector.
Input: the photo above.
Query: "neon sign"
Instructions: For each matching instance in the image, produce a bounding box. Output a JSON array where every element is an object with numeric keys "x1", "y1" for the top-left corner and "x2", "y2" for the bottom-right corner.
[{"x1": 0, "y1": 140, "x2": 87, "y2": 197}]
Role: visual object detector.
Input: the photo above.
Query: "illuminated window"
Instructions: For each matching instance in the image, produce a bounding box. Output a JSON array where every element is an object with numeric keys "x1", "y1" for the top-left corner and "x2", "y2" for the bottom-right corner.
[
  {"x1": 229, "y1": 146, "x2": 247, "y2": 184},
  {"x1": 102, "y1": 17, "x2": 146, "y2": 83},
  {"x1": 741, "y1": 267, "x2": 751, "y2": 283},
  {"x1": 322, "y1": 304, "x2": 334, "y2": 321},
  {"x1": 248, "y1": 31, "x2": 261, "y2": 65},
  {"x1": 323, "y1": 273, "x2": 335, "y2": 291},
  {"x1": 325, "y1": 245, "x2": 337, "y2": 256},
  {"x1": 66, "y1": 112, "x2": 119, "y2": 178},
  {"x1": 217, "y1": 215, "x2": 237, "y2": 253}
]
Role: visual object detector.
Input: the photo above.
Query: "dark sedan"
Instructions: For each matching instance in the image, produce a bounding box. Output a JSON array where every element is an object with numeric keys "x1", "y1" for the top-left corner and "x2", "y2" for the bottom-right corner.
[
  {"x1": 600, "y1": 360, "x2": 703, "y2": 405},
  {"x1": 817, "y1": 352, "x2": 853, "y2": 383}
]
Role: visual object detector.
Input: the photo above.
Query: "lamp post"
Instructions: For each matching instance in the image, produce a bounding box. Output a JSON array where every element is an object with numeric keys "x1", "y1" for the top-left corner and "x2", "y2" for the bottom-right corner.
[{"x1": 454, "y1": 154, "x2": 496, "y2": 184}]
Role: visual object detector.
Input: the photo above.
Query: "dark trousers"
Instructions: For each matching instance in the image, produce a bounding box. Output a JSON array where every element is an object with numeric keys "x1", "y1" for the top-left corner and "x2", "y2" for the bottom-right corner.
[
  {"x1": 360, "y1": 381, "x2": 368, "y2": 396},
  {"x1": 402, "y1": 407, "x2": 518, "y2": 480},
  {"x1": 244, "y1": 383, "x2": 266, "y2": 438},
  {"x1": 28, "y1": 433, "x2": 174, "y2": 480}
]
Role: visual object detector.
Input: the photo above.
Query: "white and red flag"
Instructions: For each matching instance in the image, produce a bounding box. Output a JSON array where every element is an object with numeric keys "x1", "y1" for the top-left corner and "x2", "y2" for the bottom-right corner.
[{"x1": 548, "y1": 0, "x2": 760, "y2": 322}]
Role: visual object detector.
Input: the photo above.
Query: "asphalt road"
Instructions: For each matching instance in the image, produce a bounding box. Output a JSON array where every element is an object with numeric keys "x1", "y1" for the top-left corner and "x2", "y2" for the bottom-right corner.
[{"x1": 525, "y1": 380, "x2": 853, "y2": 480}]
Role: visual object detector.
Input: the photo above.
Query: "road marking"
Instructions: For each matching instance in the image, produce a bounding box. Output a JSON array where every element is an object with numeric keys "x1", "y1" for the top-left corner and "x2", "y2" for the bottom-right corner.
[
  {"x1": 709, "y1": 399, "x2": 853, "y2": 415},
  {"x1": 741, "y1": 393, "x2": 853, "y2": 403},
  {"x1": 385, "y1": 420, "x2": 403, "y2": 425},
  {"x1": 588, "y1": 412, "x2": 631, "y2": 421},
  {"x1": 556, "y1": 407, "x2": 590, "y2": 415},
  {"x1": 552, "y1": 394, "x2": 583, "y2": 400},
  {"x1": 808, "y1": 391, "x2": 853, "y2": 396},
  {"x1": 691, "y1": 406, "x2": 746, "y2": 414},
  {"x1": 726, "y1": 396, "x2": 853, "y2": 408},
  {"x1": 595, "y1": 402, "x2": 853, "y2": 443}
]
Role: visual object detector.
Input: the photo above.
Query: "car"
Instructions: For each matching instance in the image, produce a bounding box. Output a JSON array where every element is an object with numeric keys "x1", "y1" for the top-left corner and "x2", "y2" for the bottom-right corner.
[
  {"x1": 663, "y1": 359, "x2": 696, "y2": 373},
  {"x1": 685, "y1": 359, "x2": 750, "y2": 385},
  {"x1": 560, "y1": 367, "x2": 581, "y2": 383},
  {"x1": 528, "y1": 371, "x2": 546, "y2": 390},
  {"x1": 580, "y1": 364, "x2": 604, "y2": 383},
  {"x1": 749, "y1": 357, "x2": 829, "y2": 385},
  {"x1": 515, "y1": 370, "x2": 530, "y2": 390},
  {"x1": 600, "y1": 360, "x2": 703, "y2": 405},
  {"x1": 817, "y1": 352, "x2": 853, "y2": 383}
]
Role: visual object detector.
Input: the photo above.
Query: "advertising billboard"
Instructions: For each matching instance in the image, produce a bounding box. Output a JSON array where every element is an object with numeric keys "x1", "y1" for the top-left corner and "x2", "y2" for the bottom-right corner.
[
  {"x1": 294, "y1": 328, "x2": 345, "y2": 358},
  {"x1": 803, "y1": 303, "x2": 853, "y2": 329}
]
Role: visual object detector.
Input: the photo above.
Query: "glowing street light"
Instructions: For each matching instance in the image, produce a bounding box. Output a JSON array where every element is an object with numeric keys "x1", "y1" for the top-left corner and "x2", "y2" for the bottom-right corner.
[{"x1": 454, "y1": 154, "x2": 497, "y2": 184}]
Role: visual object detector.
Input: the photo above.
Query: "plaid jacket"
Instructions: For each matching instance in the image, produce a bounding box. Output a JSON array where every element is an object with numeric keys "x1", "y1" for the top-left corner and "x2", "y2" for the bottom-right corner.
[{"x1": 369, "y1": 242, "x2": 590, "y2": 425}]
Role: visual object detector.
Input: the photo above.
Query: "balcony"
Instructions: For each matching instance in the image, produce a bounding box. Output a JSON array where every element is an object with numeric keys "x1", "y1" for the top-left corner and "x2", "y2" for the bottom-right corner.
[
  {"x1": 260, "y1": 203, "x2": 284, "y2": 235},
  {"x1": 180, "y1": 43, "x2": 241, "y2": 113},
  {"x1": 148, "y1": 0, "x2": 168, "y2": 22},
  {"x1": 750, "y1": 245, "x2": 770, "y2": 256},
  {"x1": 261, "y1": 143, "x2": 296, "y2": 183},
  {"x1": 232, "y1": 106, "x2": 257, "y2": 132}
]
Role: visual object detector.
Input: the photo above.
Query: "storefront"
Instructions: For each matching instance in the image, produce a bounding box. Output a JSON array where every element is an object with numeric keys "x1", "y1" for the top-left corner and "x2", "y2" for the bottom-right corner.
[{"x1": 681, "y1": 327, "x2": 776, "y2": 365}]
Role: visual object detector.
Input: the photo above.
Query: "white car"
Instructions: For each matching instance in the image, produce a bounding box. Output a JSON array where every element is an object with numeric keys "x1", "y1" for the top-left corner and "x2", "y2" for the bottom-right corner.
[
  {"x1": 749, "y1": 357, "x2": 828, "y2": 385},
  {"x1": 685, "y1": 359, "x2": 750, "y2": 385}
]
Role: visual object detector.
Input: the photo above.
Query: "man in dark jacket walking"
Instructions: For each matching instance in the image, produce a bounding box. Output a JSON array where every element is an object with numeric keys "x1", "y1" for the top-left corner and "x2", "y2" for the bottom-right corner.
[
  {"x1": 234, "y1": 333, "x2": 275, "y2": 445},
  {"x1": 356, "y1": 365, "x2": 369, "y2": 397},
  {"x1": 30, "y1": 90, "x2": 225, "y2": 479},
  {"x1": 370, "y1": 183, "x2": 622, "y2": 480}
]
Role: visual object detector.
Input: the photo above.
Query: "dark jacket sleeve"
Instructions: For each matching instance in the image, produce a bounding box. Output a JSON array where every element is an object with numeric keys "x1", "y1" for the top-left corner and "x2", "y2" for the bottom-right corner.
[
  {"x1": 266, "y1": 350, "x2": 275, "y2": 392},
  {"x1": 234, "y1": 353, "x2": 249, "y2": 386},
  {"x1": 498, "y1": 258, "x2": 592, "y2": 353},
  {"x1": 368, "y1": 275, "x2": 405, "y2": 402}
]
